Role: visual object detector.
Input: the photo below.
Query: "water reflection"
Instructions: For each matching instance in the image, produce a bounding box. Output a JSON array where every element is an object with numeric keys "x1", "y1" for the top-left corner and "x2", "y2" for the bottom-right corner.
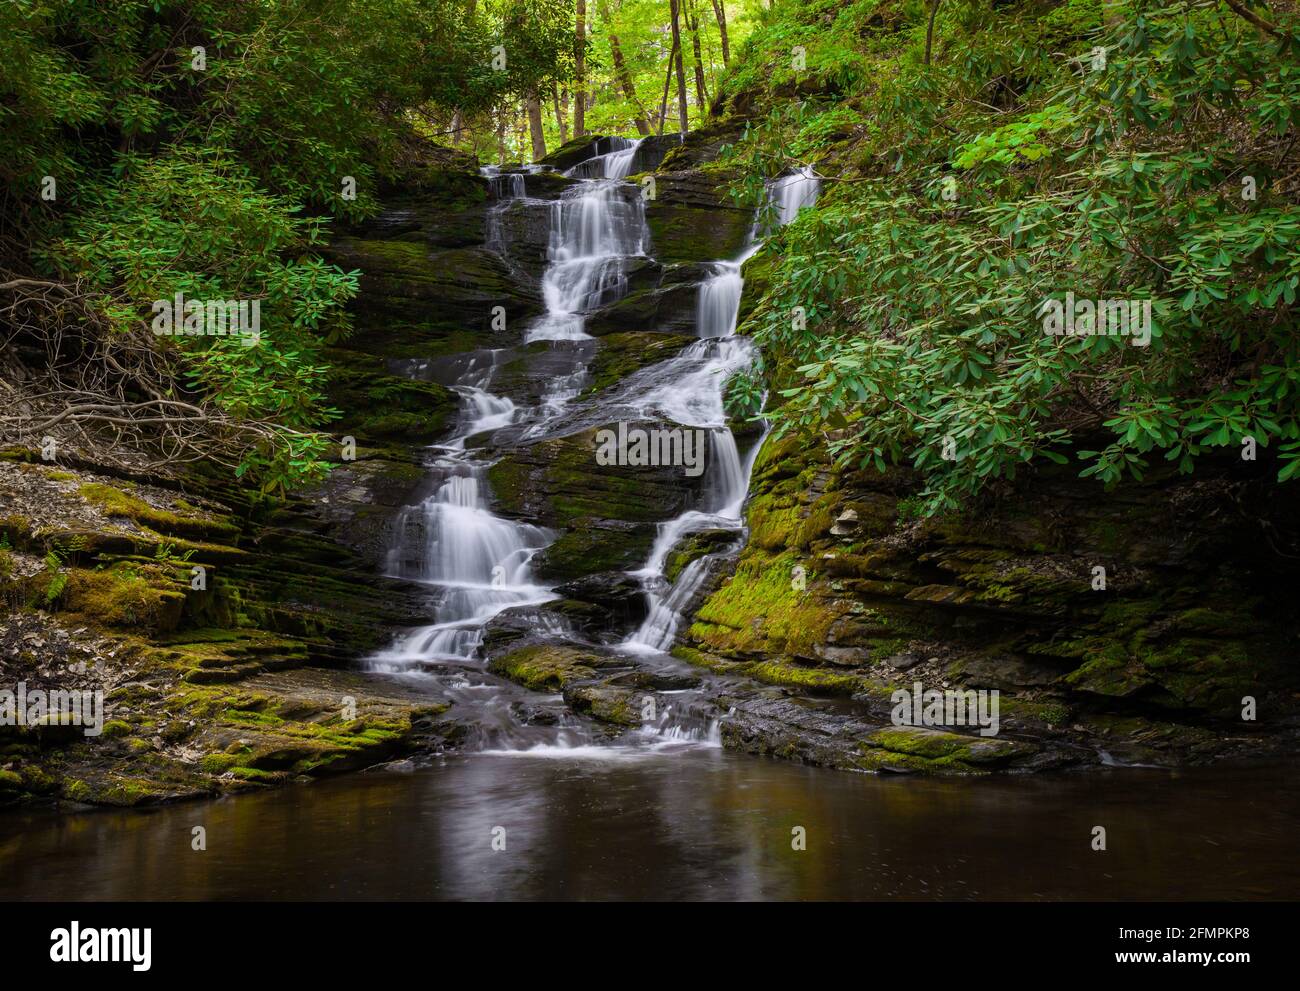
[{"x1": 1, "y1": 754, "x2": 1297, "y2": 901}]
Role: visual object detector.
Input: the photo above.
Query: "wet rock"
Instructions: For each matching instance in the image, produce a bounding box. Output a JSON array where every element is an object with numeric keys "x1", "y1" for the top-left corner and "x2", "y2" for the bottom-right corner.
[
  {"x1": 830, "y1": 508, "x2": 860, "y2": 536},
  {"x1": 538, "y1": 134, "x2": 615, "y2": 172},
  {"x1": 563, "y1": 685, "x2": 641, "y2": 727},
  {"x1": 644, "y1": 170, "x2": 753, "y2": 264},
  {"x1": 555, "y1": 572, "x2": 648, "y2": 625}
]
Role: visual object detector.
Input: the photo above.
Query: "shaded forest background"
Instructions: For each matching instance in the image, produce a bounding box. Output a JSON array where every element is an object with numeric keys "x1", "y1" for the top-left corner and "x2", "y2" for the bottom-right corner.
[{"x1": 2, "y1": 0, "x2": 1298, "y2": 514}]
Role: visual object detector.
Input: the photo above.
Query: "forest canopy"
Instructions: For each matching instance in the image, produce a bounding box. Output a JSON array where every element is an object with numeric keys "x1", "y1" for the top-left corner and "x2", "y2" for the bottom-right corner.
[{"x1": 2, "y1": 0, "x2": 1298, "y2": 513}]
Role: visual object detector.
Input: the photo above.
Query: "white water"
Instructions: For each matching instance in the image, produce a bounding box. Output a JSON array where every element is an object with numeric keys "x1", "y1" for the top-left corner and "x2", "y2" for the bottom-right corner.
[
  {"x1": 528, "y1": 139, "x2": 647, "y2": 342},
  {"x1": 370, "y1": 357, "x2": 555, "y2": 668},
  {"x1": 621, "y1": 167, "x2": 821, "y2": 654},
  {"x1": 765, "y1": 165, "x2": 820, "y2": 231},
  {"x1": 369, "y1": 145, "x2": 819, "y2": 750}
]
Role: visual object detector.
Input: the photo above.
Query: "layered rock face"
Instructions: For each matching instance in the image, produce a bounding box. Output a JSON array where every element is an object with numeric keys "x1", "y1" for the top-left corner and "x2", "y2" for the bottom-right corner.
[
  {"x1": 4, "y1": 125, "x2": 1296, "y2": 810},
  {"x1": 675, "y1": 433, "x2": 1300, "y2": 769}
]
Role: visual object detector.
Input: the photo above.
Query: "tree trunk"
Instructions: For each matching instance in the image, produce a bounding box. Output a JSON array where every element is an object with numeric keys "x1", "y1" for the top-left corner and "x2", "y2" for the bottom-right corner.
[
  {"x1": 711, "y1": 0, "x2": 730, "y2": 65},
  {"x1": 925, "y1": 0, "x2": 941, "y2": 66},
  {"x1": 687, "y1": 0, "x2": 709, "y2": 110},
  {"x1": 575, "y1": 0, "x2": 587, "y2": 137},
  {"x1": 598, "y1": 0, "x2": 650, "y2": 134},
  {"x1": 552, "y1": 82, "x2": 569, "y2": 144},
  {"x1": 496, "y1": 104, "x2": 507, "y2": 165},
  {"x1": 669, "y1": 0, "x2": 689, "y2": 136},
  {"x1": 526, "y1": 91, "x2": 547, "y2": 161},
  {"x1": 657, "y1": 37, "x2": 678, "y2": 136}
]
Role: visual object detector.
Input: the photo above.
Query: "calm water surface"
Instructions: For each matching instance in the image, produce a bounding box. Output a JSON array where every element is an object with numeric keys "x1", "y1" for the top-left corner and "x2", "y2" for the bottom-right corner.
[{"x1": 2, "y1": 751, "x2": 1297, "y2": 901}]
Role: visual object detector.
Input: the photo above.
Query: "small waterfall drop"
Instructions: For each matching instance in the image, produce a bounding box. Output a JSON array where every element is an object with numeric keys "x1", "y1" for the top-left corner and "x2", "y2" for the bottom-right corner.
[
  {"x1": 528, "y1": 138, "x2": 647, "y2": 342},
  {"x1": 766, "y1": 165, "x2": 821, "y2": 229},
  {"x1": 371, "y1": 361, "x2": 555, "y2": 667},
  {"x1": 621, "y1": 166, "x2": 821, "y2": 654}
]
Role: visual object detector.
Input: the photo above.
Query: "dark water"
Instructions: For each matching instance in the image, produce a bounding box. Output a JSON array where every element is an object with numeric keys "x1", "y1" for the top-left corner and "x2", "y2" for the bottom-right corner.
[{"x1": 2, "y1": 751, "x2": 1297, "y2": 901}]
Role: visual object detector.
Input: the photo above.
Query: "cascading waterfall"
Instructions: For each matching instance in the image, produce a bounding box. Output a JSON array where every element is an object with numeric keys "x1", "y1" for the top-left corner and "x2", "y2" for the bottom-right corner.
[
  {"x1": 376, "y1": 470, "x2": 554, "y2": 664},
  {"x1": 764, "y1": 165, "x2": 821, "y2": 231},
  {"x1": 370, "y1": 359, "x2": 555, "y2": 668},
  {"x1": 528, "y1": 139, "x2": 646, "y2": 342},
  {"x1": 566, "y1": 136, "x2": 642, "y2": 180},
  {"x1": 622, "y1": 167, "x2": 821, "y2": 655},
  {"x1": 370, "y1": 142, "x2": 819, "y2": 753}
]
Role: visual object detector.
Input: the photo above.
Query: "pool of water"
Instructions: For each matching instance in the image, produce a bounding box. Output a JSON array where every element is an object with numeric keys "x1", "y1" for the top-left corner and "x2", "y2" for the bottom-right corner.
[{"x1": 2, "y1": 751, "x2": 1297, "y2": 901}]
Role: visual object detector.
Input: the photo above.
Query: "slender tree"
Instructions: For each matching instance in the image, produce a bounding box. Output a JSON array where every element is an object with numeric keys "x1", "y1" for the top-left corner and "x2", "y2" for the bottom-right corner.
[
  {"x1": 669, "y1": 0, "x2": 689, "y2": 135},
  {"x1": 598, "y1": 0, "x2": 650, "y2": 135},
  {"x1": 551, "y1": 81, "x2": 569, "y2": 144},
  {"x1": 687, "y1": 0, "x2": 709, "y2": 110},
  {"x1": 711, "y1": 0, "x2": 730, "y2": 65},
  {"x1": 526, "y1": 90, "x2": 547, "y2": 161},
  {"x1": 656, "y1": 37, "x2": 678, "y2": 136},
  {"x1": 575, "y1": 0, "x2": 587, "y2": 137}
]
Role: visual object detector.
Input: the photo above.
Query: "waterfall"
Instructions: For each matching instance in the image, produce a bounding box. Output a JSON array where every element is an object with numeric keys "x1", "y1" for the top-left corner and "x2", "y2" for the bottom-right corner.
[
  {"x1": 529, "y1": 177, "x2": 646, "y2": 342},
  {"x1": 376, "y1": 470, "x2": 554, "y2": 664},
  {"x1": 368, "y1": 141, "x2": 821, "y2": 754},
  {"x1": 566, "y1": 137, "x2": 643, "y2": 180},
  {"x1": 696, "y1": 262, "x2": 744, "y2": 339},
  {"x1": 370, "y1": 355, "x2": 554, "y2": 669},
  {"x1": 526, "y1": 139, "x2": 647, "y2": 342},
  {"x1": 621, "y1": 166, "x2": 820, "y2": 655},
  {"x1": 769, "y1": 165, "x2": 820, "y2": 227}
]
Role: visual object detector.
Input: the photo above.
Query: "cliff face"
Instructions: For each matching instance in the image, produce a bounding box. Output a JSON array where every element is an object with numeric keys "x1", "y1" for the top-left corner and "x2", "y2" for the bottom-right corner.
[
  {"x1": 674, "y1": 431, "x2": 1300, "y2": 770},
  {"x1": 4, "y1": 123, "x2": 1297, "y2": 811}
]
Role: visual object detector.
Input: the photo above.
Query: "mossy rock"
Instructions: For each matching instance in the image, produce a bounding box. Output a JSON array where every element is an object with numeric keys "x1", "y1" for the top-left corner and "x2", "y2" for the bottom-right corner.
[
  {"x1": 563, "y1": 685, "x2": 641, "y2": 727},
  {"x1": 582, "y1": 333, "x2": 694, "y2": 395},
  {"x1": 538, "y1": 135, "x2": 613, "y2": 172},
  {"x1": 861, "y1": 726, "x2": 1034, "y2": 771},
  {"x1": 325, "y1": 347, "x2": 456, "y2": 444},
  {"x1": 488, "y1": 644, "x2": 608, "y2": 692},
  {"x1": 644, "y1": 170, "x2": 753, "y2": 265}
]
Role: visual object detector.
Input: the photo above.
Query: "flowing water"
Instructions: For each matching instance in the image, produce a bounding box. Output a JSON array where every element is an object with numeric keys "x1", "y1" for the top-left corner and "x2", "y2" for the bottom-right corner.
[
  {"x1": 8, "y1": 148, "x2": 1294, "y2": 902},
  {"x1": 361, "y1": 137, "x2": 786, "y2": 751}
]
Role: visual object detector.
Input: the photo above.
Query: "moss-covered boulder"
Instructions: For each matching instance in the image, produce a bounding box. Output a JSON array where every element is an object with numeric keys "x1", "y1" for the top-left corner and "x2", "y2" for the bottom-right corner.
[
  {"x1": 328, "y1": 239, "x2": 541, "y2": 343},
  {"x1": 644, "y1": 170, "x2": 753, "y2": 265}
]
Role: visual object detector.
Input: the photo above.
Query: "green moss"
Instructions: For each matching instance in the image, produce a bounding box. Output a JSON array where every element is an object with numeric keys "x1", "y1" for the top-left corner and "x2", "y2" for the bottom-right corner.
[
  {"x1": 584, "y1": 333, "x2": 693, "y2": 395},
  {"x1": 62, "y1": 779, "x2": 92, "y2": 802},
  {"x1": 746, "y1": 660, "x2": 862, "y2": 696},
  {"x1": 79, "y1": 483, "x2": 238, "y2": 540},
  {"x1": 229, "y1": 766, "x2": 283, "y2": 782},
  {"x1": 99, "y1": 720, "x2": 132, "y2": 738},
  {"x1": 62, "y1": 565, "x2": 187, "y2": 631},
  {"x1": 488, "y1": 645, "x2": 601, "y2": 692},
  {"x1": 690, "y1": 550, "x2": 844, "y2": 657},
  {"x1": 861, "y1": 726, "x2": 1032, "y2": 770},
  {"x1": 0, "y1": 769, "x2": 23, "y2": 790}
]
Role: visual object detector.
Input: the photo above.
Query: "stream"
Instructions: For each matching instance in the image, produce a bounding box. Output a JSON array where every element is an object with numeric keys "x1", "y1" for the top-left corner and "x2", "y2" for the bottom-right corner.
[{"x1": 4, "y1": 143, "x2": 1296, "y2": 902}]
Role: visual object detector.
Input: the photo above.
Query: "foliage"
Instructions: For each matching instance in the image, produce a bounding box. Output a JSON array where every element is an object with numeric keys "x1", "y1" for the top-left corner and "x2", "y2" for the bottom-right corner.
[
  {"x1": 0, "y1": 0, "x2": 575, "y2": 490},
  {"x1": 722, "y1": 0, "x2": 1300, "y2": 512}
]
